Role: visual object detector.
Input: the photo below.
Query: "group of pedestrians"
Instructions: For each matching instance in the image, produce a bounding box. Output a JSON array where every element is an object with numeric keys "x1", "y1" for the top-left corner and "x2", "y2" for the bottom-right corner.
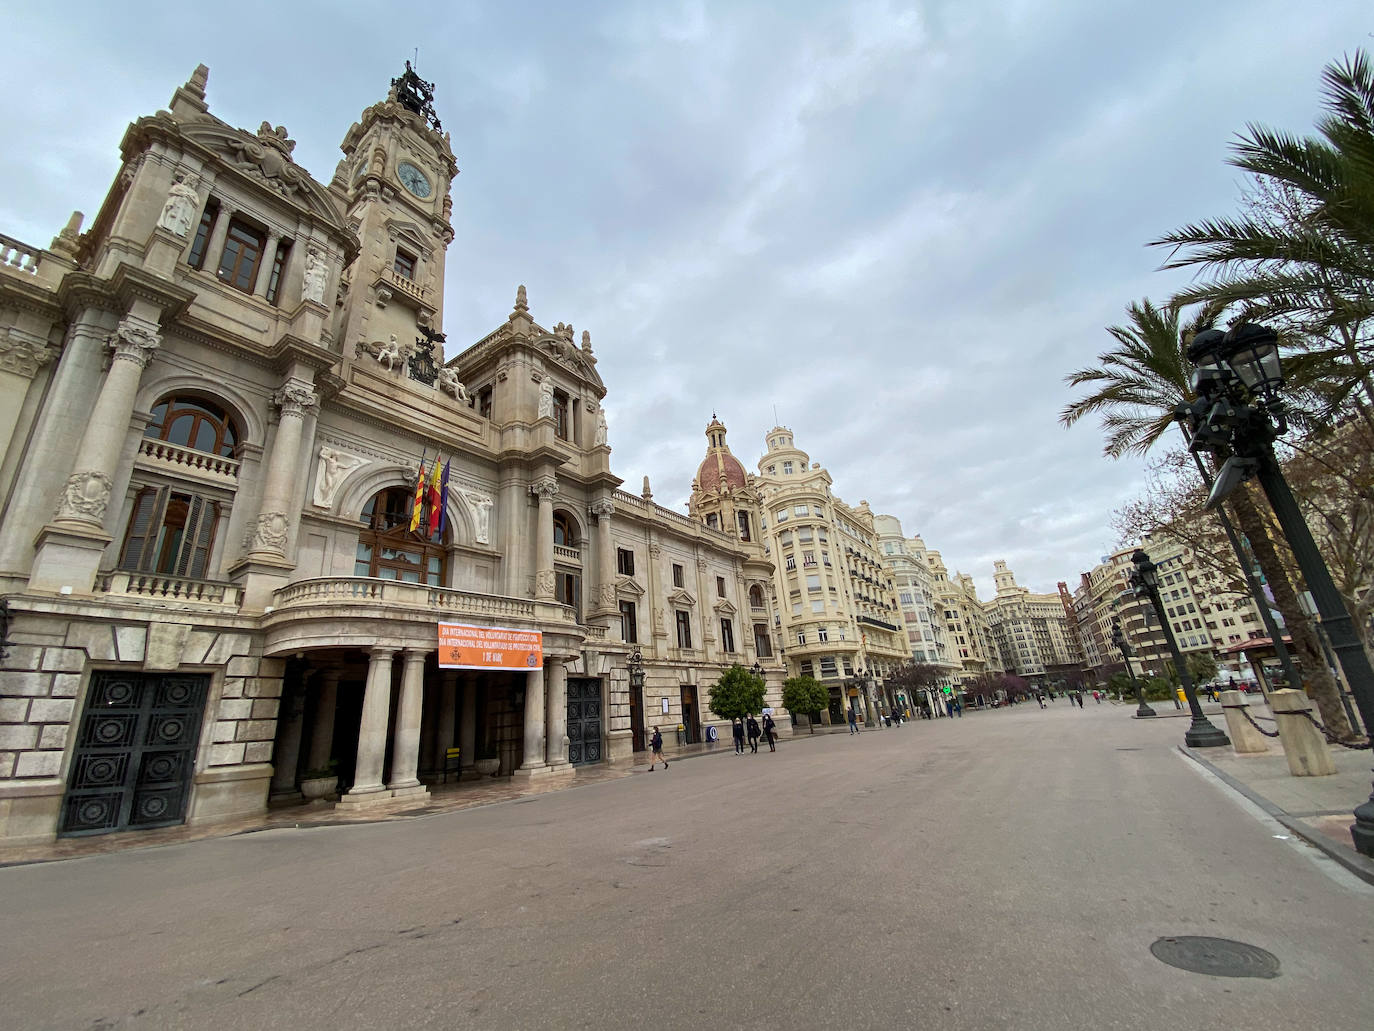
[{"x1": 731, "y1": 713, "x2": 777, "y2": 753}]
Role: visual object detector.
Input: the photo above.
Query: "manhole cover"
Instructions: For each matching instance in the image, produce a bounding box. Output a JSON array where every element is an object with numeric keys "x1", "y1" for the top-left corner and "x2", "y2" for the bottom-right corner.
[{"x1": 1149, "y1": 936, "x2": 1280, "y2": 979}]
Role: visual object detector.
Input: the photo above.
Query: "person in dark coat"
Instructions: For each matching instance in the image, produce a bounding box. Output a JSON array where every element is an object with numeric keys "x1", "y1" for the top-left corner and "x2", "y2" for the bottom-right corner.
[
  {"x1": 746, "y1": 715, "x2": 761, "y2": 753},
  {"x1": 732, "y1": 717, "x2": 745, "y2": 754},
  {"x1": 647, "y1": 726, "x2": 669, "y2": 771},
  {"x1": 762, "y1": 712, "x2": 777, "y2": 751}
]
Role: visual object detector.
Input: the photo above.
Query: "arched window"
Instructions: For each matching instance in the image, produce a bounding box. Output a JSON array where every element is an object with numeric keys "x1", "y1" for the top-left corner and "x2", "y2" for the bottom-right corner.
[
  {"x1": 749, "y1": 584, "x2": 765, "y2": 609},
  {"x1": 354, "y1": 487, "x2": 447, "y2": 585},
  {"x1": 144, "y1": 396, "x2": 240, "y2": 458},
  {"x1": 553, "y1": 512, "x2": 577, "y2": 547}
]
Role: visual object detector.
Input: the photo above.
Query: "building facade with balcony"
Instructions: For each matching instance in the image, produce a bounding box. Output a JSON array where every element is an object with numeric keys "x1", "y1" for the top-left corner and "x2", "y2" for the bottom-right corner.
[
  {"x1": 0, "y1": 65, "x2": 778, "y2": 845},
  {"x1": 752, "y1": 428, "x2": 906, "y2": 724},
  {"x1": 926, "y1": 552, "x2": 1001, "y2": 689},
  {"x1": 871, "y1": 515, "x2": 959, "y2": 711},
  {"x1": 982, "y1": 561, "x2": 1080, "y2": 685}
]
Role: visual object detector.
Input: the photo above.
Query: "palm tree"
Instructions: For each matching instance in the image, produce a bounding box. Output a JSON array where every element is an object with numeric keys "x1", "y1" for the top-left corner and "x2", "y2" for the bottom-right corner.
[
  {"x1": 1153, "y1": 51, "x2": 1374, "y2": 418},
  {"x1": 1062, "y1": 298, "x2": 1355, "y2": 737}
]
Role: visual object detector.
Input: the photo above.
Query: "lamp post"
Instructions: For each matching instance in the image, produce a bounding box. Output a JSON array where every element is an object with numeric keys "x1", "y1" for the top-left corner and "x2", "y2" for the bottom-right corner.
[
  {"x1": 1128, "y1": 549, "x2": 1230, "y2": 747},
  {"x1": 627, "y1": 646, "x2": 645, "y2": 750},
  {"x1": 1182, "y1": 322, "x2": 1374, "y2": 855},
  {"x1": 1113, "y1": 617, "x2": 1156, "y2": 718}
]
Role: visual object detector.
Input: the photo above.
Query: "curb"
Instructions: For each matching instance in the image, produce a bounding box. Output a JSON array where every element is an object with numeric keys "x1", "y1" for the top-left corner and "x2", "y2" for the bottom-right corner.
[{"x1": 1178, "y1": 745, "x2": 1374, "y2": 887}]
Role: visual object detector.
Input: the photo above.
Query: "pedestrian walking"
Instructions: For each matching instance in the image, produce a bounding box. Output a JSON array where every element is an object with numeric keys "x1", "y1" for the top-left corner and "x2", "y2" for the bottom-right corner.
[
  {"x1": 746, "y1": 715, "x2": 761, "y2": 753},
  {"x1": 953, "y1": 699, "x2": 962, "y2": 718},
  {"x1": 1075, "y1": 691, "x2": 1084, "y2": 709},
  {"x1": 848, "y1": 708, "x2": 860, "y2": 734},
  {"x1": 732, "y1": 717, "x2": 745, "y2": 754},
  {"x1": 762, "y1": 712, "x2": 777, "y2": 751},
  {"x1": 1037, "y1": 694, "x2": 1046, "y2": 710},
  {"x1": 647, "y1": 726, "x2": 669, "y2": 771}
]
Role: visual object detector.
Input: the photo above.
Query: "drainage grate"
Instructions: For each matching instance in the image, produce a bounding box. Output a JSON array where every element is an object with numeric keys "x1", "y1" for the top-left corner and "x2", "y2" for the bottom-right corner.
[{"x1": 1149, "y1": 936, "x2": 1280, "y2": 979}]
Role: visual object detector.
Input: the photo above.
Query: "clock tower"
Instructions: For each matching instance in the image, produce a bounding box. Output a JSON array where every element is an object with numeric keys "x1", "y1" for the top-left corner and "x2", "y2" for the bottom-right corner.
[{"x1": 332, "y1": 63, "x2": 458, "y2": 366}]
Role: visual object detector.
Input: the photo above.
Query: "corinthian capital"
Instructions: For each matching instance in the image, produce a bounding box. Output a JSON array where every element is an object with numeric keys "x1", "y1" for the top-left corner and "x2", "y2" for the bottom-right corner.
[
  {"x1": 0, "y1": 329, "x2": 57, "y2": 378},
  {"x1": 589, "y1": 498, "x2": 615, "y2": 519},
  {"x1": 110, "y1": 315, "x2": 161, "y2": 368},
  {"x1": 273, "y1": 379, "x2": 319, "y2": 418},
  {"x1": 530, "y1": 476, "x2": 559, "y2": 500}
]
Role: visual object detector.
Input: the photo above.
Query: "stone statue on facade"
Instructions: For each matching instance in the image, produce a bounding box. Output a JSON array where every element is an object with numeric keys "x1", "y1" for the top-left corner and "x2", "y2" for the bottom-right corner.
[
  {"x1": 463, "y1": 490, "x2": 494, "y2": 544},
  {"x1": 376, "y1": 334, "x2": 407, "y2": 372},
  {"x1": 436, "y1": 366, "x2": 469, "y2": 403},
  {"x1": 537, "y1": 378, "x2": 554, "y2": 419},
  {"x1": 594, "y1": 407, "x2": 608, "y2": 447},
  {"x1": 302, "y1": 247, "x2": 329, "y2": 304},
  {"x1": 156, "y1": 173, "x2": 200, "y2": 237},
  {"x1": 312, "y1": 446, "x2": 367, "y2": 509}
]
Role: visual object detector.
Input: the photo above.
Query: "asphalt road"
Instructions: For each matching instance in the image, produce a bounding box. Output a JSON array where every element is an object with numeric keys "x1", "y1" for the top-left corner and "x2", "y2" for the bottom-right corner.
[{"x1": 1, "y1": 702, "x2": 1371, "y2": 1030}]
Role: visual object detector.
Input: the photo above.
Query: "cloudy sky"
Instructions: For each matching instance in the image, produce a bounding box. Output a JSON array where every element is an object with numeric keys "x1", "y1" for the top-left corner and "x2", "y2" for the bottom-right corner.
[{"x1": 3, "y1": 2, "x2": 1368, "y2": 597}]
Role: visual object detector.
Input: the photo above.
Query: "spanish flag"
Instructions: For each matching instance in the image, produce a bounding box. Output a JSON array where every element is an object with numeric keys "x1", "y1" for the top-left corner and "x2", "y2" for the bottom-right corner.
[
  {"x1": 425, "y1": 457, "x2": 444, "y2": 537},
  {"x1": 408, "y1": 453, "x2": 427, "y2": 532}
]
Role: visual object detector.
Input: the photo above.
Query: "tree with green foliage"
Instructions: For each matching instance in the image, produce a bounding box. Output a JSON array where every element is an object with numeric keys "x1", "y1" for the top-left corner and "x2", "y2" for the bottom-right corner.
[
  {"x1": 781, "y1": 675, "x2": 828, "y2": 733},
  {"x1": 708, "y1": 664, "x2": 766, "y2": 723},
  {"x1": 1187, "y1": 651, "x2": 1220, "y2": 688}
]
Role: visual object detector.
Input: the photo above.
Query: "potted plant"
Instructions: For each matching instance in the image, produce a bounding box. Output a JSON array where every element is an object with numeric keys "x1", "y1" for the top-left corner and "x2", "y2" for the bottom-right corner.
[{"x1": 299, "y1": 760, "x2": 338, "y2": 801}]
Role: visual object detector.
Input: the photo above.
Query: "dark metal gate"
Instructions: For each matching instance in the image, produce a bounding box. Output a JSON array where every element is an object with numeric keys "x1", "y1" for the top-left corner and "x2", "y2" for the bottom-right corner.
[
  {"x1": 566, "y1": 677, "x2": 602, "y2": 765},
  {"x1": 60, "y1": 672, "x2": 209, "y2": 837}
]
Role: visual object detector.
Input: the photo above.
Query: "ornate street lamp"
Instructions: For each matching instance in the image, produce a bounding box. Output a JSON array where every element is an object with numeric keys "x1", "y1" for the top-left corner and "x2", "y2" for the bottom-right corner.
[
  {"x1": 1112, "y1": 617, "x2": 1156, "y2": 718},
  {"x1": 626, "y1": 646, "x2": 645, "y2": 691},
  {"x1": 1128, "y1": 549, "x2": 1230, "y2": 748},
  {"x1": 749, "y1": 660, "x2": 765, "y2": 680},
  {"x1": 1182, "y1": 322, "x2": 1374, "y2": 856}
]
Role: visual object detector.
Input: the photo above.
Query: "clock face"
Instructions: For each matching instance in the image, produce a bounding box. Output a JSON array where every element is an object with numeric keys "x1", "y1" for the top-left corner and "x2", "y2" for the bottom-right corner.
[{"x1": 397, "y1": 161, "x2": 432, "y2": 198}]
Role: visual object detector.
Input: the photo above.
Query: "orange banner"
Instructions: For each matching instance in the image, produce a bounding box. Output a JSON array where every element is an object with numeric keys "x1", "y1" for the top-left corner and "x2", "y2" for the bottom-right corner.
[{"x1": 437, "y1": 622, "x2": 543, "y2": 671}]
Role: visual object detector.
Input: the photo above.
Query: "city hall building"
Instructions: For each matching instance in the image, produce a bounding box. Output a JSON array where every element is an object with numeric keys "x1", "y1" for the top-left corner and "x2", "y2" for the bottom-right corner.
[{"x1": 0, "y1": 65, "x2": 784, "y2": 844}]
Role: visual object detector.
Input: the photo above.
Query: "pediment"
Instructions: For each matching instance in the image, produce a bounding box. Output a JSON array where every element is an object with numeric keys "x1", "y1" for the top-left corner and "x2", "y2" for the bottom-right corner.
[
  {"x1": 713, "y1": 598, "x2": 738, "y2": 616},
  {"x1": 617, "y1": 576, "x2": 645, "y2": 597},
  {"x1": 384, "y1": 218, "x2": 434, "y2": 259},
  {"x1": 179, "y1": 121, "x2": 352, "y2": 246},
  {"x1": 668, "y1": 588, "x2": 696, "y2": 608}
]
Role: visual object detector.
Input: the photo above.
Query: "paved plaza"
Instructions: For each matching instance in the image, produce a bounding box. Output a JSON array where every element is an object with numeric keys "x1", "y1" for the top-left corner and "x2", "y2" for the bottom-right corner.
[{"x1": 1, "y1": 702, "x2": 1371, "y2": 1030}]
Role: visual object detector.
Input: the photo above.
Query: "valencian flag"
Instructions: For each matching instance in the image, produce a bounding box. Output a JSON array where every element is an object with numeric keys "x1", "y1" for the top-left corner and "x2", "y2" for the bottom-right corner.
[
  {"x1": 408, "y1": 450, "x2": 427, "y2": 532},
  {"x1": 433, "y1": 458, "x2": 451, "y2": 539},
  {"x1": 425, "y1": 456, "x2": 444, "y2": 537}
]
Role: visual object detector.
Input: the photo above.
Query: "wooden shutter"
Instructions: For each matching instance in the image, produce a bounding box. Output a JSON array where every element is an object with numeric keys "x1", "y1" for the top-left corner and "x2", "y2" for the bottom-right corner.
[{"x1": 119, "y1": 487, "x2": 168, "y2": 572}]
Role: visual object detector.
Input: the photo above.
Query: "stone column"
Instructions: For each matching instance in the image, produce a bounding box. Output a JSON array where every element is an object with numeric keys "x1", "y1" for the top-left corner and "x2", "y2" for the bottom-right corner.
[
  {"x1": 388, "y1": 648, "x2": 429, "y2": 798},
  {"x1": 28, "y1": 315, "x2": 161, "y2": 593},
  {"x1": 305, "y1": 670, "x2": 340, "y2": 773},
  {"x1": 247, "y1": 377, "x2": 318, "y2": 559},
  {"x1": 532, "y1": 475, "x2": 558, "y2": 600},
  {"x1": 546, "y1": 656, "x2": 569, "y2": 769},
  {"x1": 269, "y1": 680, "x2": 307, "y2": 801},
  {"x1": 340, "y1": 646, "x2": 395, "y2": 803},
  {"x1": 202, "y1": 201, "x2": 235, "y2": 277},
  {"x1": 54, "y1": 314, "x2": 160, "y2": 531},
  {"x1": 254, "y1": 229, "x2": 282, "y2": 296},
  {"x1": 437, "y1": 670, "x2": 459, "y2": 772},
  {"x1": 592, "y1": 498, "x2": 617, "y2": 619},
  {"x1": 459, "y1": 674, "x2": 479, "y2": 780},
  {"x1": 0, "y1": 330, "x2": 57, "y2": 469},
  {"x1": 515, "y1": 664, "x2": 547, "y2": 777}
]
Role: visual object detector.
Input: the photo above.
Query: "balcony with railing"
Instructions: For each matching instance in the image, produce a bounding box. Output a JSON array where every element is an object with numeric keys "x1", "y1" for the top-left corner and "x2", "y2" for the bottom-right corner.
[
  {"x1": 135, "y1": 437, "x2": 242, "y2": 484},
  {"x1": 96, "y1": 572, "x2": 243, "y2": 609},
  {"x1": 0, "y1": 233, "x2": 41, "y2": 276}
]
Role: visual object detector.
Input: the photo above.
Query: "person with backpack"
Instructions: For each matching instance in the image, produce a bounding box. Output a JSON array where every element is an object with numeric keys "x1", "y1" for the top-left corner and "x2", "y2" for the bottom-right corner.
[{"x1": 647, "y1": 726, "x2": 669, "y2": 771}]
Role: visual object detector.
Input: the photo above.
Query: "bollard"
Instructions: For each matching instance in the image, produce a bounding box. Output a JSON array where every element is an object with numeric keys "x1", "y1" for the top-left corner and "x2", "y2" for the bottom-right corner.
[
  {"x1": 1219, "y1": 690, "x2": 1270, "y2": 754},
  {"x1": 1269, "y1": 689, "x2": 1336, "y2": 777}
]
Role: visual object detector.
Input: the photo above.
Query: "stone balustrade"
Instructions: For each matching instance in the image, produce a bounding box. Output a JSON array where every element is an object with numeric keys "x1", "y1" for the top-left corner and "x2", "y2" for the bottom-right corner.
[
  {"x1": 386, "y1": 266, "x2": 428, "y2": 302},
  {"x1": 0, "y1": 233, "x2": 41, "y2": 275},
  {"x1": 553, "y1": 543, "x2": 582, "y2": 562},
  {"x1": 271, "y1": 576, "x2": 539, "y2": 620},
  {"x1": 137, "y1": 437, "x2": 242, "y2": 481},
  {"x1": 96, "y1": 571, "x2": 244, "y2": 607},
  {"x1": 612, "y1": 489, "x2": 735, "y2": 542}
]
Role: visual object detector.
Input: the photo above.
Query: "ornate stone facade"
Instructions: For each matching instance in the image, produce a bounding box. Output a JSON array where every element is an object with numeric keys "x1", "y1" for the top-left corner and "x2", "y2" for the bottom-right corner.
[{"x1": 0, "y1": 63, "x2": 783, "y2": 846}]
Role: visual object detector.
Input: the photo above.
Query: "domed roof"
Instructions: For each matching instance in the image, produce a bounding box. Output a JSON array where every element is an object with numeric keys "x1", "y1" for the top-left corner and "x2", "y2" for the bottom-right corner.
[{"x1": 696, "y1": 416, "x2": 748, "y2": 493}]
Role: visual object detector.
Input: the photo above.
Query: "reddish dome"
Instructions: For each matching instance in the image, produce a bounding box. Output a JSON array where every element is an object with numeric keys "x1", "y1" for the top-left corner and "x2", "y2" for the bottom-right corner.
[{"x1": 697, "y1": 451, "x2": 748, "y2": 492}]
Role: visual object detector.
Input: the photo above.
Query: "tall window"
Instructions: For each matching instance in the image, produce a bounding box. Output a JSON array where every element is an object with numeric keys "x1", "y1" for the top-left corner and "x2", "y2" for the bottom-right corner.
[
  {"x1": 716, "y1": 576, "x2": 726, "y2": 598},
  {"x1": 753, "y1": 624, "x2": 772, "y2": 658},
  {"x1": 477, "y1": 386, "x2": 493, "y2": 419},
  {"x1": 619, "y1": 600, "x2": 638, "y2": 643},
  {"x1": 553, "y1": 513, "x2": 576, "y2": 547},
  {"x1": 617, "y1": 548, "x2": 635, "y2": 576},
  {"x1": 217, "y1": 219, "x2": 266, "y2": 293},
  {"x1": 120, "y1": 487, "x2": 220, "y2": 579},
  {"x1": 705, "y1": 513, "x2": 719, "y2": 530},
  {"x1": 143, "y1": 395, "x2": 240, "y2": 458},
  {"x1": 556, "y1": 571, "x2": 581, "y2": 619},
  {"x1": 354, "y1": 487, "x2": 447, "y2": 585},
  {"x1": 265, "y1": 241, "x2": 291, "y2": 306},
  {"x1": 737, "y1": 511, "x2": 751, "y2": 541},
  {"x1": 187, "y1": 201, "x2": 219, "y2": 270},
  {"x1": 393, "y1": 249, "x2": 417, "y2": 280},
  {"x1": 675, "y1": 610, "x2": 692, "y2": 649},
  {"x1": 748, "y1": 585, "x2": 764, "y2": 609},
  {"x1": 720, "y1": 619, "x2": 735, "y2": 652},
  {"x1": 672, "y1": 563, "x2": 684, "y2": 588},
  {"x1": 553, "y1": 390, "x2": 570, "y2": 440}
]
